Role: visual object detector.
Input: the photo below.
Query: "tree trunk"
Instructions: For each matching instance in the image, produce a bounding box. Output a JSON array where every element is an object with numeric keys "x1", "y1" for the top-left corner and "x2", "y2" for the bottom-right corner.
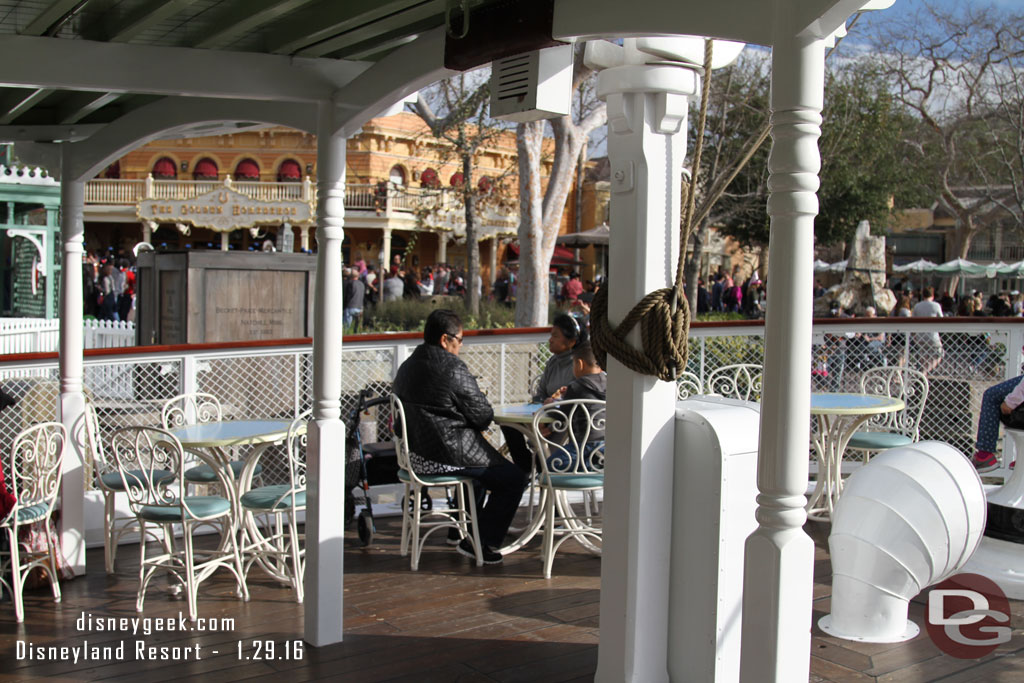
[
  {"x1": 515, "y1": 121, "x2": 547, "y2": 327},
  {"x1": 463, "y1": 155, "x2": 480, "y2": 315},
  {"x1": 685, "y1": 219, "x2": 710, "y2": 314}
]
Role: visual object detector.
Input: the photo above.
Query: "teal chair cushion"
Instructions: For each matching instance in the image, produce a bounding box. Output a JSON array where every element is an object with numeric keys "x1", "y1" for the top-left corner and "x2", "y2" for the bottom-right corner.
[
  {"x1": 548, "y1": 473, "x2": 604, "y2": 489},
  {"x1": 138, "y1": 496, "x2": 231, "y2": 522},
  {"x1": 847, "y1": 431, "x2": 913, "y2": 451},
  {"x1": 184, "y1": 460, "x2": 261, "y2": 483},
  {"x1": 397, "y1": 469, "x2": 466, "y2": 485},
  {"x1": 240, "y1": 484, "x2": 305, "y2": 510},
  {"x1": 15, "y1": 502, "x2": 50, "y2": 523},
  {"x1": 98, "y1": 469, "x2": 173, "y2": 491}
]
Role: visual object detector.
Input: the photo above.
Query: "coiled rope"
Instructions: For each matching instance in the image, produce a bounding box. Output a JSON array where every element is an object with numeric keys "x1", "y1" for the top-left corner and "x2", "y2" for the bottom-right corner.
[{"x1": 591, "y1": 39, "x2": 713, "y2": 382}]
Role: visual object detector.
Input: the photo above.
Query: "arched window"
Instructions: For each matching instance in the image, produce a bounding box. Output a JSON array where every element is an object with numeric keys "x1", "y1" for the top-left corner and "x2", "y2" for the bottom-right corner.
[
  {"x1": 449, "y1": 172, "x2": 464, "y2": 187},
  {"x1": 389, "y1": 165, "x2": 406, "y2": 186},
  {"x1": 192, "y1": 158, "x2": 218, "y2": 180},
  {"x1": 234, "y1": 158, "x2": 260, "y2": 180},
  {"x1": 102, "y1": 161, "x2": 120, "y2": 179},
  {"x1": 478, "y1": 175, "x2": 494, "y2": 193},
  {"x1": 277, "y1": 159, "x2": 302, "y2": 182},
  {"x1": 152, "y1": 157, "x2": 177, "y2": 179},
  {"x1": 420, "y1": 167, "x2": 440, "y2": 189}
]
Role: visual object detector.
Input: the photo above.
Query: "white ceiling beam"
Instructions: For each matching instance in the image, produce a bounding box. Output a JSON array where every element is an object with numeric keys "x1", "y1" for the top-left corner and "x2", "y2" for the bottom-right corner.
[
  {"x1": 297, "y1": 3, "x2": 440, "y2": 58},
  {"x1": 191, "y1": 0, "x2": 320, "y2": 50},
  {"x1": 0, "y1": 124, "x2": 102, "y2": 143},
  {"x1": 105, "y1": 0, "x2": 198, "y2": 43},
  {"x1": 0, "y1": 88, "x2": 54, "y2": 124},
  {"x1": 0, "y1": 35, "x2": 366, "y2": 101},
  {"x1": 269, "y1": 0, "x2": 439, "y2": 55},
  {"x1": 59, "y1": 92, "x2": 122, "y2": 124},
  {"x1": 21, "y1": 0, "x2": 87, "y2": 37}
]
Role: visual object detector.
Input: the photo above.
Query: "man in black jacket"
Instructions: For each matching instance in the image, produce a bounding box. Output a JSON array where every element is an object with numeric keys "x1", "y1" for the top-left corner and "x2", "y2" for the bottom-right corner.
[{"x1": 392, "y1": 309, "x2": 525, "y2": 564}]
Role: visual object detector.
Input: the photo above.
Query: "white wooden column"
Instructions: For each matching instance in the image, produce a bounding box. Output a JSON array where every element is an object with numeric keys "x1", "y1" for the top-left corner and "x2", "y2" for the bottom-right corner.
[
  {"x1": 595, "y1": 63, "x2": 695, "y2": 683},
  {"x1": 488, "y1": 236, "x2": 498, "y2": 286},
  {"x1": 436, "y1": 230, "x2": 446, "y2": 264},
  {"x1": 304, "y1": 101, "x2": 347, "y2": 647},
  {"x1": 58, "y1": 145, "x2": 87, "y2": 576},
  {"x1": 381, "y1": 227, "x2": 393, "y2": 267},
  {"x1": 739, "y1": 32, "x2": 823, "y2": 683}
]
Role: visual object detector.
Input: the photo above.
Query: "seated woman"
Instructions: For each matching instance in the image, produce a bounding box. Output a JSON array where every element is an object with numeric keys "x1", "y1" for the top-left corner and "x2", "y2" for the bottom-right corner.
[
  {"x1": 504, "y1": 313, "x2": 587, "y2": 473},
  {"x1": 544, "y1": 341, "x2": 607, "y2": 472}
]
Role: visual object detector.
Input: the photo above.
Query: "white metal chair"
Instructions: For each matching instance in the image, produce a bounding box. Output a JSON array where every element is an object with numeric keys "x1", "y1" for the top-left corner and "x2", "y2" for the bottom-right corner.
[
  {"x1": 846, "y1": 366, "x2": 929, "y2": 462},
  {"x1": 676, "y1": 371, "x2": 703, "y2": 399},
  {"x1": 390, "y1": 394, "x2": 484, "y2": 570},
  {"x1": 238, "y1": 411, "x2": 309, "y2": 603},
  {"x1": 78, "y1": 399, "x2": 165, "y2": 574},
  {"x1": 162, "y1": 392, "x2": 252, "y2": 483},
  {"x1": 109, "y1": 426, "x2": 249, "y2": 621},
  {"x1": 706, "y1": 363, "x2": 763, "y2": 401},
  {"x1": 0, "y1": 422, "x2": 68, "y2": 623},
  {"x1": 532, "y1": 399, "x2": 605, "y2": 579}
]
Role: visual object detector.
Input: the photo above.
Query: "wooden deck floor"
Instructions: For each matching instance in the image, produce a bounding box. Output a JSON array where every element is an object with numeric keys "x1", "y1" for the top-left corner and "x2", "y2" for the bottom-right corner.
[{"x1": 1, "y1": 515, "x2": 1022, "y2": 682}]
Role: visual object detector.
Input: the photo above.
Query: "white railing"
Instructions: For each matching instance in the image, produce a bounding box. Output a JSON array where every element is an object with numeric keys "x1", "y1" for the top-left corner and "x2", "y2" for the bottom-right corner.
[
  {"x1": 0, "y1": 318, "x2": 135, "y2": 353},
  {"x1": 84, "y1": 179, "x2": 144, "y2": 204}
]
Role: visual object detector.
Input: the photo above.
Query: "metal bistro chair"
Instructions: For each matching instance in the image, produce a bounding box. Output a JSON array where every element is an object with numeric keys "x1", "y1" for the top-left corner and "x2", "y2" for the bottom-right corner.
[
  {"x1": 238, "y1": 411, "x2": 309, "y2": 603},
  {"x1": 846, "y1": 366, "x2": 929, "y2": 463},
  {"x1": 79, "y1": 399, "x2": 166, "y2": 574},
  {"x1": 532, "y1": 399, "x2": 605, "y2": 579},
  {"x1": 705, "y1": 364, "x2": 764, "y2": 401},
  {"x1": 0, "y1": 422, "x2": 68, "y2": 623},
  {"x1": 390, "y1": 394, "x2": 484, "y2": 570},
  {"x1": 162, "y1": 392, "x2": 259, "y2": 484},
  {"x1": 109, "y1": 426, "x2": 249, "y2": 621},
  {"x1": 675, "y1": 371, "x2": 703, "y2": 400}
]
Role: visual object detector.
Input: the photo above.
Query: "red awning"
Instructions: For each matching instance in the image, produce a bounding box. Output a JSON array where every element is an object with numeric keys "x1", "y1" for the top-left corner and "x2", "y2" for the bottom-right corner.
[
  {"x1": 277, "y1": 159, "x2": 302, "y2": 180},
  {"x1": 193, "y1": 158, "x2": 218, "y2": 179},
  {"x1": 235, "y1": 159, "x2": 260, "y2": 180},
  {"x1": 152, "y1": 157, "x2": 176, "y2": 178},
  {"x1": 506, "y1": 244, "x2": 578, "y2": 266}
]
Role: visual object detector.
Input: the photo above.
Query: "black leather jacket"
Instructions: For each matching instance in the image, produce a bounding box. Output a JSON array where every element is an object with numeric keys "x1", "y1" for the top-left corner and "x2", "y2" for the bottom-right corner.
[{"x1": 392, "y1": 343, "x2": 501, "y2": 468}]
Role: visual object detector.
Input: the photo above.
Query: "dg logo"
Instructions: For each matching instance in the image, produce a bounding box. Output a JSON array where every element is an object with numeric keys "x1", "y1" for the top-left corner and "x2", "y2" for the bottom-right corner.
[{"x1": 926, "y1": 573, "x2": 1012, "y2": 659}]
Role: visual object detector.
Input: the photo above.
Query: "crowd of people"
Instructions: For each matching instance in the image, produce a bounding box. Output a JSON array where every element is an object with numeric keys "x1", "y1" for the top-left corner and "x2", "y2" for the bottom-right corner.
[
  {"x1": 695, "y1": 269, "x2": 767, "y2": 318},
  {"x1": 83, "y1": 250, "x2": 136, "y2": 322}
]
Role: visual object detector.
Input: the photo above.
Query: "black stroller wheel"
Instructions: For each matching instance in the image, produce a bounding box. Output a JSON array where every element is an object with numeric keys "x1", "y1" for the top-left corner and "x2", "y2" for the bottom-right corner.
[{"x1": 357, "y1": 509, "x2": 374, "y2": 546}]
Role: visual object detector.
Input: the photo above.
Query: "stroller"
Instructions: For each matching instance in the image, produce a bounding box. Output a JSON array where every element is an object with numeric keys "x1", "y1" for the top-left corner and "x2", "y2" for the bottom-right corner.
[{"x1": 344, "y1": 385, "x2": 398, "y2": 546}]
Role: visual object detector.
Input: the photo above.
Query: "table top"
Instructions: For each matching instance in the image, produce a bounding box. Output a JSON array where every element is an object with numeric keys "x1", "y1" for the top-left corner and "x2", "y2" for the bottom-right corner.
[
  {"x1": 493, "y1": 403, "x2": 545, "y2": 424},
  {"x1": 810, "y1": 393, "x2": 904, "y2": 416},
  {"x1": 168, "y1": 420, "x2": 293, "y2": 448}
]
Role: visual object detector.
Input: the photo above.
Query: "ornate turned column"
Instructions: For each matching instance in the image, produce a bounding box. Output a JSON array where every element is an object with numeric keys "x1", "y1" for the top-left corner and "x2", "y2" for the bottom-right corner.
[
  {"x1": 739, "y1": 33, "x2": 824, "y2": 683},
  {"x1": 58, "y1": 144, "x2": 87, "y2": 576},
  {"x1": 304, "y1": 101, "x2": 347, "y2": 647}
]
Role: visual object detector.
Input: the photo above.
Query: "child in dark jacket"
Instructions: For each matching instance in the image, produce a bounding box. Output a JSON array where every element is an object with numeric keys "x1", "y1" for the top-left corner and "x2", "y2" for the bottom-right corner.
[{"x1": 545, "y1": 342, "x2": 606, "y2": 471}]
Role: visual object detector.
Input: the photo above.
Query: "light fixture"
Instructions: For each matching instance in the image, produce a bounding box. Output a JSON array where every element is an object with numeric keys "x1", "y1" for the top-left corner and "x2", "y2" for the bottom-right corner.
[
  {"x1": 180, "y1": 161, "x2": 189, "y2": 172},
  {"x1": 305, "y1": 163, "x2": 314, "y2": 174}
]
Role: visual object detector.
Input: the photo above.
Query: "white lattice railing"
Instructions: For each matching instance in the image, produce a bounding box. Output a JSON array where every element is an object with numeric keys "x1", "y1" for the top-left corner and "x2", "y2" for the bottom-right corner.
[
  {"x1": 0, "y1": 318, "x2": 135, "y2": 353},
  {"x1": 0, "y1": 318, "x2": 1020, "y2": 484}
]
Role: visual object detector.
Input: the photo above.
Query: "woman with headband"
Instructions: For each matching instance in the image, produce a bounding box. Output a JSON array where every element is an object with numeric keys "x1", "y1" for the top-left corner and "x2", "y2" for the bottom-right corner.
[{"x1": 504, "y1": 313, "x2": 587, "y2": 473}]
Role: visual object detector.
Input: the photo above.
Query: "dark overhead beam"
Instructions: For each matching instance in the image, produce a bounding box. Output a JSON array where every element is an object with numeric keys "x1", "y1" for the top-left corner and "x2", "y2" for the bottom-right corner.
[
  {"x1": 21, "y1": 0, "x2": 89, "y2": 37},
  {"x1": 83, "y1": 0, "x2": 197, "y2": 43},
  {"x1": 0, "y1": 88, "x2": 55, "y2": 124},
  {"x1": 268, "y1": 0, "x2": 439, "y2": 56},
  {"x1": 190, "y1": 0, "x2": 319, "y2": 50},
  {"x1": 59, "y1": 92, "x2": 122, "y2": 124}
]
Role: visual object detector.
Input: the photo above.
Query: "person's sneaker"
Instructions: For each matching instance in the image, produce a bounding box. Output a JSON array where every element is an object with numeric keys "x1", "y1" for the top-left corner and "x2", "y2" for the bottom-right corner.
[
  {"x1": 457, "y1": 538, "x2": 502, "y2": 565},
  {"x1": 971, "y1": 450, "x2": 999, "y2": 473},
  {"x1": 446, "y1": 527, "x2": 462, "y2": 546}
]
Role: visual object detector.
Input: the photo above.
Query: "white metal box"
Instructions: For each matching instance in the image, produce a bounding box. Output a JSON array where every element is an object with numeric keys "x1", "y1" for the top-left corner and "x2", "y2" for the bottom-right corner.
[
  {"x1": 490, "y1": 44, "x2": 573, "y2": 122},
  {"x1": 669, "y1": 397, "x2": 761, "y2": 682}
]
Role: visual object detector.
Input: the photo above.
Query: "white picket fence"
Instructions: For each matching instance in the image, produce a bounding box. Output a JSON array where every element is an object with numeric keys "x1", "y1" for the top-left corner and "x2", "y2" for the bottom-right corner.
[{"x1": 0, "y1": 318, "x2": 135, "y2": 353}]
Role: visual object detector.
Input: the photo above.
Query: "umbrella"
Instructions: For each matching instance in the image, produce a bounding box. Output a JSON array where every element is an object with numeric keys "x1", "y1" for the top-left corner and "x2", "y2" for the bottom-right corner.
[
  {"x1": 555, "y1": 223, "x2": 610, "y2": 247},
  {"x1": 934, "y1": 258, "x2": 986, "y2": 277},
  {"x1": 985, "y1": 262, "x2": 1010, "y2": 279},
  {"x1": 892, "y1": 259, "x2": 937, "y2": 274},
  {"x1": 813, "y1": 259, "x2": 832, "y2": 272},
  {"x1": 828, "y1": 260, "x2": 848, "y2": 273}
]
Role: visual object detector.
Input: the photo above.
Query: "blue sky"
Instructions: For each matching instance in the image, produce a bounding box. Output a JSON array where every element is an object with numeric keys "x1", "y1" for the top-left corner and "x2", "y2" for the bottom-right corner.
[{"x1": 857, "y1": 0, "x2": 1016, "y2": 31}]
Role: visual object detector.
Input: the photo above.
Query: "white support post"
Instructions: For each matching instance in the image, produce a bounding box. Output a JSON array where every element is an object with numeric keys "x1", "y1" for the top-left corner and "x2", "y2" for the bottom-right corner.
[
  {"x1": 489, "y1": 236, "x2": 498, "y2": 287},
  {"x1": 381, "y1": 227, "x2": 393, "y2": 268},
  {"x1": 57, "y1": 145, "x2": 87, "y2": 576},
  {"x1": 304, "y1": 101, "x2": 347, "y2": 647},
  {"x1": 739, "y1": 33, "x2": 824, "y2": 683},
  {"x1": 142, "y1": 220, "x2": 154, "y2": 244},
  {"x1": 595, "y1": 63, "x2": 695, "y2": 683},
  {"x1": 436, "y1": 231, "x2": 447, "y2": 264},
  {"x1": 220, "y1": 232, "x2": 229, "y2": 251},
  {"x1": 300, "y1": 226, "x2": 311, "y2": 252}
]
